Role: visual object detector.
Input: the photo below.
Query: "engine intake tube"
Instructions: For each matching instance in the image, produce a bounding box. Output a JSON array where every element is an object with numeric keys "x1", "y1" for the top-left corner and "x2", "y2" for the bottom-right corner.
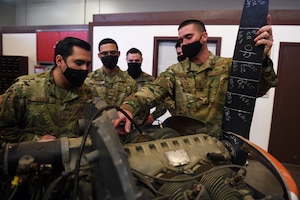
[{"x1": 0, "y1": 137, "x2": 69, "y2": 176}]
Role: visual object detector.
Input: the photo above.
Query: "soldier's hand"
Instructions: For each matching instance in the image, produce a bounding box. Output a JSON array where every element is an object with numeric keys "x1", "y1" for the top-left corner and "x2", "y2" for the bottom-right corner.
[
  {"x1": 40, "y1": 134, "x2": 56, "y2": 141},
  {"x1": 254, "y1": 14, "x2": 273, "y2": 59},
  {"x1": 144, "y1": 114, "x2": 155, "y2": 126},
  {"x1": 112, "y1": 109, "x2": 133, "y2": 135}
]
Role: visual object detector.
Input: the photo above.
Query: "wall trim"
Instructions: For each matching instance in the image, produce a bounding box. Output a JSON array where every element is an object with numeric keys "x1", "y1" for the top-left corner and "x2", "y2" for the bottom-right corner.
[
  {"x1": 92, "y1": 10, "x2": 300, "y2": 25},
  {"x1": 0, "y1": 25, "x2": 88, "y2": 33},
  {"x1": 89, "y1": 9, "x2": 300, "y2": 70},
  {"x1": 1, "y1": 10, "x2": 299, "y2": 57}
]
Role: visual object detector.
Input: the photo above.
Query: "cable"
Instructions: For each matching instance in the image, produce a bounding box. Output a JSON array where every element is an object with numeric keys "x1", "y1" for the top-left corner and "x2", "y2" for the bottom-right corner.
[
  {"x1": 43, "y1": 175, "x2": 63, "y2": 200},
  {"x1": 132, "y1": 164, "x2": 246, "y2": 183},
  {"x1": 72, "y1": 105, "x2": 115, "y2": 200},
  {"x1": 72, "y1": 104, "x2": 144, "y2": 199},
  {"x1": 115, "y1": 105, "x2": 143, "y2": 134}
]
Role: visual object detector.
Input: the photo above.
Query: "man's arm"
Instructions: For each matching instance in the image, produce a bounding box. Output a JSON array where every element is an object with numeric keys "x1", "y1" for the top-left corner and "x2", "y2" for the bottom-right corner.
[
  {"x1": 143, "y1": 104, "x2": 167, "y2": 126},
  {"x1": 113, "y1": 71, "x2": 174, "y2": 133},
  {"x1": 254, "y1": 14, "x2": 279, "y2": 96},
  {"x1": 0, "y1": 92, "x2": 33, "y2": 142},
  {"x1": 257, "y1": 57, "x2": 279, "y2": 97},
  {"x1": 0, "y1": 85, "x2": 55, "y2": 143}
]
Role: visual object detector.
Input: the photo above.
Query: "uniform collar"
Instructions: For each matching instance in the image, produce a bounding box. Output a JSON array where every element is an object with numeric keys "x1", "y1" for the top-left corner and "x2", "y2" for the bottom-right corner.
[
  {"x1": 102, "y1": 66, "x2": 120, "y2": 76},
  {"x1": 47, "y1": 68, "x2": 81, "y2": 102},
  {"x1": 133, "y1": 71, "x2": 146, "y2": 81},
  {"x1": 188, "y1": 51, "x2": 216, "y2": 73}
]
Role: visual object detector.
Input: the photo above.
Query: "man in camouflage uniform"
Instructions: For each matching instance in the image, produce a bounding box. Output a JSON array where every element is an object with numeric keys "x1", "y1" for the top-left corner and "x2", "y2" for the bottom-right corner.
[
  {"x1": 175, "y1": 40, "x2": 186, "y2": 62},
  {"x1": 85, "y1": 38, "x2": 137, "y2": 107},
  {"x1": 0, "y1": 37, "x2": 93, "y2": 200},
  {"x1": 113, "y1": 17, "x2": 279, "y2": 138},
  {"x1": 0, "y1": 37, "x2": 93, "y2": 143},
  {"x1": 126, "y1": 47, "x2": 167, "y2": 126},
  {"x1": 162, "y1": 41, "x2": 187, "y2": 116}
]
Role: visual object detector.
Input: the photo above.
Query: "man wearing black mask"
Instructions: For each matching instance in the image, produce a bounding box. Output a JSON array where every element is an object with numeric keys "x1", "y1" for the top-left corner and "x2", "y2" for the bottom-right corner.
[
  {"x1": 126, "y1": 48, "x2": 144, "y2": 80},
  {"x1": 114, "y1": 17, "x2": 279, "y2": 138},
  {"x1": 0, "y1": 36, "x2": 93, "y2": 142},
  {"x1": 126, "y1": 47, "x2": 167, "y2": 126},
  {"x1": 0, "y1": 36, "x2": 94, "y2": 200},
  {"x1": 175, "y1": 40, "x2": 186, "y2": 62},
  {"x1": 85, "y1": 38, "x2": 137, "y2": 106}
]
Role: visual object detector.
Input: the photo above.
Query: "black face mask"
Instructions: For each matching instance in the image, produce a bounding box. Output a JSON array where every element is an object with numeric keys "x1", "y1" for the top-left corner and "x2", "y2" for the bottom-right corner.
[
  {"x1": 182, "y1": 41, "x2": 203, "y2": 59},
  {"x1": 177, "y1": 55, "x2": 187, "y2": 62},
  {"x1": 63, "y1": 65, "x2": 88, "y2": 87},
  {"x1": 101, "y1": 55, "x2": 118, "y2": 69},
  {"x1": 127, "y1": 63, "x2": 142, "y2": 79}
]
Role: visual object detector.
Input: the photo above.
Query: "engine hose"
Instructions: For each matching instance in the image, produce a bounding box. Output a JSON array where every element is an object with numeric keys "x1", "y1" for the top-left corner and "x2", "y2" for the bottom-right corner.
[
  {"x1": 199, "y1": 168, "x2": 249, "y2": 200},
  {"x1": 158, "y1": 175, "x2": 198, "y2": 200}
]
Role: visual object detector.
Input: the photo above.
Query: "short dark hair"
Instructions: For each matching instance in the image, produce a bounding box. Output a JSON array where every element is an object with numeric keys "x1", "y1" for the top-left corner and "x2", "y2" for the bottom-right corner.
[
  {"x1": 54, "y1": 36, "x2": 90, "y2": 64},
  {"x1": 98, "y1": 38, "x2": 118, "y2": 51},
  {"x1": 126, "y1": 47, "x2": 142, "y2": 56},
  {"x1": 175, "y1": 40, "x2": 181, "y2": 48},
  {"x1": 178, "y1": 19, "x2": 207, "y2": 32}
]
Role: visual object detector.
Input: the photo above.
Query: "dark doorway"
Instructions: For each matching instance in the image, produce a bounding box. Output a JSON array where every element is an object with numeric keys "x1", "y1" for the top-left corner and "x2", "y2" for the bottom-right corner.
[{"x1": 268, "y1": 42, "x2": 300, "y2": 165}]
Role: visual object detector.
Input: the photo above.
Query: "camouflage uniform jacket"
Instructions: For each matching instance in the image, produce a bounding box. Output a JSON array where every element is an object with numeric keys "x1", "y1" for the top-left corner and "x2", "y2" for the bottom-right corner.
[
  {"x1": 85, "y1": 66, "x2": 137, "y2": 106},
  {"x1": 133, "y1": 71, "x2": 167, "y2": 125},
  {"x1": 134, "y1": 71, "x2": 155, "y2": 90},
  {"x1": 0, "y1": 68, "x2": 93, "y2": 142},
  {"x1": 121, "y1": 52, "x2": 279, "y2": 137}
]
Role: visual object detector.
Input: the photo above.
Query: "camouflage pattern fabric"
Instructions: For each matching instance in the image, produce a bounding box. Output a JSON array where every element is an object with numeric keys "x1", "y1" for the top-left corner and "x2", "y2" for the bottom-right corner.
[
  {"x1": 134, "y1": 71, "x2": 155, "y2": 90},
  {"x1": 132, "y1": 72, "x2": 167, "y2": 125},
  {"x1": 0, "y1": 68, "x2": 94, "y2": 142},
  {"x1": 121, "y1": 52, "x2": 279, "y2": 137},
  {"x1": 85, "y1": 66, "x2": 137, "y2": 106}
]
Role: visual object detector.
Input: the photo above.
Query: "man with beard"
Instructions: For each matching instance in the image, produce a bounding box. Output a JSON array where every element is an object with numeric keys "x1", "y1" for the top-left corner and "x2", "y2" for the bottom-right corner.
[
  {"x1": 0, "y1": 36, "x2": 93, "y2": 142},
  {"x1": 0, "y1": 36, "x2": 94, "y2": 200},
  {"x1": 113, "y1": 16, "x2": 279, "y2": 138},
  {"x1": 85, "y1": 38, "x2": 137, "y2": 107}
]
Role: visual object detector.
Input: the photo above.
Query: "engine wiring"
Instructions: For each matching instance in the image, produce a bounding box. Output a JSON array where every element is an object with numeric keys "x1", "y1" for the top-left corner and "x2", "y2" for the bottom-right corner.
[
  {"x1": 131, "y1": 164, "x2": 247, "y2": 199},
  {"x1": 131, "y1": 164, "x2": 247, "y2": 183},
  {"x1": 72, "y1": 104, "x2": 142, "y2": 200}
]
